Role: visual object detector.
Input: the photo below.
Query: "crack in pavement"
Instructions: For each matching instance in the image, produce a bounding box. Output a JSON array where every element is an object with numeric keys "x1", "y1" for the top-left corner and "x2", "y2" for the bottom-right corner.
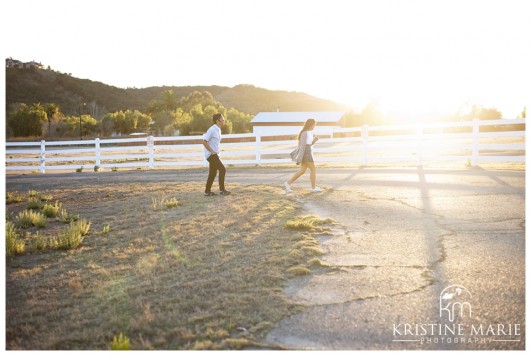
[{"x1": 266, "y1": 187, "x2": 451, "y2": 349}]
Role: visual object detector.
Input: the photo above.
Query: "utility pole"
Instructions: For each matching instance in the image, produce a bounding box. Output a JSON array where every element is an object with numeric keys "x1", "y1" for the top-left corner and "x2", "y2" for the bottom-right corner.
[{"x1": 79, "y1": 102, "x2": 85, "y2": 140}]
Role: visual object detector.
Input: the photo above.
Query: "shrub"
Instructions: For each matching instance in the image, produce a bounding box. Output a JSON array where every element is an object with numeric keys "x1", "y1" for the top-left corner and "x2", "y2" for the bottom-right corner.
[
  {"x1": 31, "y1": 231, "x2": 47, "y2": 252},
  {"x1": 164, "y1": 197, "x2": 181, "y2": 209},
  {"x1": 38, "y1": 192, "x2": 53, "y2": 202},
  {"x1": 32, "y1": 213, "x2": 49, "y2": 228},
  {"x1": 42, "y1": 201, "x2": 62, "y2": 218},
  {"x1": 53, "y1": 219, "x2": 91, "y2": 250},
  {"x1": 53, "y1": 225, "x2": 82, "y2": 250},
  {"x1": 15, "y1": 210, "x2": 33, "y2": 228},
  {"x1": 286, "y1": 265, "x2": 311, "y2": 276},
  {"x1": 15, "y1": 210, "x2": 47, "y2": 228},
  {"x1": 6, "y1": 221, "x2": 24, "y2": 258},
  {"x1": 77, "y1": 218, "x2": 91, "y2": 236},
  {"x1": 6, "y1": 191, "x2": 23, "y2": 204},
  {"x1": 152, "y1": 195, "x2": 181, "y2": 210},
  {"x1": 110, "y1": 332, "x2": 130, "y2": 350},
  {"x1": 27, "y1": 197, "x2": 44, "y2": 210},
  {"x1": 57, "y1": 209, "x2": 80, "y2": 223},
  {"x1": 284, "y1": 215, "x2": 335, "y2": 231}
]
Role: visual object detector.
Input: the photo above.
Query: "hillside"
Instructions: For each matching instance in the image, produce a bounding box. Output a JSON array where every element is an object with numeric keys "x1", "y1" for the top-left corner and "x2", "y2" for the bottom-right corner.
[{"x1": 6, "y1": 68, "x2": 349, "y2": 116}]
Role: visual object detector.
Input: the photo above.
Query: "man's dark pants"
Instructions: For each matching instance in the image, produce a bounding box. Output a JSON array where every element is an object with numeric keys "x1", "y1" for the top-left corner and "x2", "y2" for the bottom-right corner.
[{"x1": 205, "y1": 154, "x2": 226, "y2": 193}]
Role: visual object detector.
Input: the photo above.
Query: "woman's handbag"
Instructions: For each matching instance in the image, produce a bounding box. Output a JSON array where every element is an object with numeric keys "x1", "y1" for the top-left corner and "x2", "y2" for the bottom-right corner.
[{"x1": 290, "y1": 147, "x2": 299, "y2": 161}]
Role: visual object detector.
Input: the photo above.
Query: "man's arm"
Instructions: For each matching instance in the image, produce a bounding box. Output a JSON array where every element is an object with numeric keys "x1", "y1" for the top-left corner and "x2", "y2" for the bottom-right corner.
[{"x1": 203, "y1": 140, "x2": 216, "y2": 155}]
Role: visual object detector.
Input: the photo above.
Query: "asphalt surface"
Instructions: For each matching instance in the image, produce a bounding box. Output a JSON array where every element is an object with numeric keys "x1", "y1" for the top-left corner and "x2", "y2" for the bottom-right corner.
[{"x1": 5, "y1": 166, "x2": 526, "y2": 350}]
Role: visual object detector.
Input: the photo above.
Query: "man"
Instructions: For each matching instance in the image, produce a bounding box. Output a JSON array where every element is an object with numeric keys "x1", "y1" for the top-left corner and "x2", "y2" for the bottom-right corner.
[{"x1": 202, "y1": 113, "x2": 231, "y2": 196}]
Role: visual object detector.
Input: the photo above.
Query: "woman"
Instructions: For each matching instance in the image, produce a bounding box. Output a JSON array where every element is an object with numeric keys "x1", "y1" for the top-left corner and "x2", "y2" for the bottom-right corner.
[{"x1": 284, "y1": 118, "x2": 322, "y2": 193}]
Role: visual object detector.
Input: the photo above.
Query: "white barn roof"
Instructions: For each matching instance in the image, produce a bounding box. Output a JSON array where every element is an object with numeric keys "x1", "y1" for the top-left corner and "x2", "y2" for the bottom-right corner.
[{"x1": 251, "y1": 112, "x2": 345, "y2": 125}]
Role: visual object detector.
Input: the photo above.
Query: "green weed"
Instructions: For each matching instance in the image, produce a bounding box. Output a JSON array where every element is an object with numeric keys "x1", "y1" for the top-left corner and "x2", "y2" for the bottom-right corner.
[
  {"x1": 110, "y1": 332, "x2": 130, "y2": 350},
  {"x1": 6, "y1": 221, "x2": 24, "y2": 258},
  {"x1": 52, "y1": 219, "x2": 91, "y2": 250},
  {"x1": 6, "y1": 191, "x2": 23, "y2": 204},
  {"x1": 16, "y1": 210, "x2": 48, "y2": 229},
  {"x1": 31, "y1": 231, "x2": 48, "y2": 252},
  {"x1": 27, "y1": 197, "x2": 44, "y2": 210},
  {"x1": 42, "y1": 201, "x2": 62, "y2": 218},
  {"x1": 286, "y1": 265, "x2": 311, "y2": 276},
  {"x1": 57, "y1": 209, "x2": 80, "y2": 223},
  {"x1": 284, "y1": 215, "x2": 335, "y2": 231}
]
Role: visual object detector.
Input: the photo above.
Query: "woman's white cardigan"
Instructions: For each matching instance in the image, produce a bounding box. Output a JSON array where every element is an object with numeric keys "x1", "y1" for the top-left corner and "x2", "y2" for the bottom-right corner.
[{"x1": 290, "y1": 131, "x2": 309, "y2": 164}]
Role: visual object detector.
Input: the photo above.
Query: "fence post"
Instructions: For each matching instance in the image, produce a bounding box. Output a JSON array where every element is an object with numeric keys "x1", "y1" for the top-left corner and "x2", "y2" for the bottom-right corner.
[
  {"x1": 416, "y1": 124, "x2": 423, "y2": 166},
  {"x1": 255, "y1": 133, "x2": 261, "y2": 164},
  {"x1": 362, "y1": 125, "x2": 369, "y2": 166},
  {"x1": 40, "y1": 140, "x2": 46, "y2": 174},
  {"x1": 147, "y1": 135, "x2": 155, "y2": 169},
  {"x1": 471, "y1": 119, "x2": 479, "y2": 167},
  {"x1": 95, "y1": 138, "x2": 101, "y2": 169}
]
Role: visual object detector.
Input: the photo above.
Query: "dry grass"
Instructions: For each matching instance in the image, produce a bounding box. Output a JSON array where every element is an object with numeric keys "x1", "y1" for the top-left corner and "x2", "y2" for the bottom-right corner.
[{"x1": 5, "y1": 179, "x2": 333, "y2": 350}]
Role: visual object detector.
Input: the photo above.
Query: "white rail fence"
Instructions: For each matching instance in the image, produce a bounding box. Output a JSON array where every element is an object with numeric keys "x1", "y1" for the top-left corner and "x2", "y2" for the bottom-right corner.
[{"x1": 5, "y1": 119, "x2": 525, "y2": 174}]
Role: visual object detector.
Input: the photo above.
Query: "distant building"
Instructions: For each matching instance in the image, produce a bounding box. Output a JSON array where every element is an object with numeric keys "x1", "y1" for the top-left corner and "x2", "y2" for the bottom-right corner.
[
  {"x1": 23, "y1": 60, "x2": 44, "y2": 69},
  {"x1": 6, "y1": 57, "x2": 44, "y2": 69},
  {"x1": 250, "y1": 112, "x2": 345, "y2": 137},
  {"x1": 6, "y1": 57, "x2": 23, "y2": 68}
]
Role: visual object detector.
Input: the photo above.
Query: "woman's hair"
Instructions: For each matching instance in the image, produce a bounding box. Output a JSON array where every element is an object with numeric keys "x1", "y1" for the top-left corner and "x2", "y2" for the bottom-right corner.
[{"x1": 298, "y1": 118, "x2": 316, "y2": 140}]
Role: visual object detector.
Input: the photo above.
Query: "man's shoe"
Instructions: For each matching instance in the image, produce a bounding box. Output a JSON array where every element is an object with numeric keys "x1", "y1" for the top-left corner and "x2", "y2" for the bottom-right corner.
[
  {"x1": 311, "y1": 187, "x2": 323, "y2": 193},
  {"x1": 220, "y1": 190, "x2": 231, "y2": 196},
  {"x1": 204, "y1": 191, "x2": 216, "y2": 196}
]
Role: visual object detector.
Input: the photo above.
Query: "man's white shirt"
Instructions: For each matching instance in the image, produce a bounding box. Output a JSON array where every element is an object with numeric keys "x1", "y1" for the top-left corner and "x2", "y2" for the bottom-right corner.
[{"x1": 203, "y1": 124, "x2": 221, "y2": 159}]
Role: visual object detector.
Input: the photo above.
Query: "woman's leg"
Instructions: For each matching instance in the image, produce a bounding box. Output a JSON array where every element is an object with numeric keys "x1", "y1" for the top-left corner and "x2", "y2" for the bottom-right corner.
[
  {"x1": 308, "y1": 162, "x2": 317, "y2": 188},
  {"x1": 288, "y1": 163, "x2": 308, "y2": 185}
]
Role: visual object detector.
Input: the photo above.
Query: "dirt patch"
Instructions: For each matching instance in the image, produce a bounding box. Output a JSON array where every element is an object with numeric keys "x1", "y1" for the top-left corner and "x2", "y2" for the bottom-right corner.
[{"x1": 5, "y1": 172, "x2": 334, "y2": 350}]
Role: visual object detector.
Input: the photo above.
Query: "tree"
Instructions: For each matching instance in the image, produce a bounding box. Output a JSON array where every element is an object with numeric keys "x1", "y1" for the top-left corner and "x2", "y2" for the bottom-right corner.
[
  {"x1": 147, "y1": 90, "x2": 179, "y2": 114},
  {"x1": 463, "y1": 105, "x2": 502, "y2": 120},
  {"x1": 226, "y1": 107, "x2": 252, "y2": 133},
  {"x1": 161, "y1": 90, "x2": 178, "y2": 111},
  {"x1": 476, "y1": 107, "x2": 502, "y2": 120},
  {"x1": 43, "y1": 103, "x2": 60, "y2": 137},
  {"x1": 135, "y1": 110, "x2": 152, "y2": 132},
  {"x1": 342, "y1": 103, "x2": 384, "y2": 127},
  {"x1": 101, "y1": 110, "x2": 152, "y2": 135},
  {"x1": 55, "y1": 115, "x2": 98, "y2": 138},
  {"x1": 7, "y1": 103, "x2": 47, "y2": 137},
  {"x1": 174, "y1": 109, "x2": 192, "y2": 134},
  {"x1": 55, "y1": 116, "x2": 80, "y2": 137},
  {"x1": 184, "y1": 105, "x2": 230, "y2": 135},
  {"x1": 80, "y1": 115, "x2": 98, "y2": 137},
  {"x1": 343, "y1": 110, "x2": 364, "y2": 127},
  {"x1": 85, "y1": 101, "x2": 107, "y2": 120},
  {"x1": 178, "y1": 91, "x2": 219, "y2": 112},
  {"x1": 100, "y1": 114, "x2": 115, "y2": 137},
  {"x1": 151, "y1": 110, "x2": 176, "y2": 135}
]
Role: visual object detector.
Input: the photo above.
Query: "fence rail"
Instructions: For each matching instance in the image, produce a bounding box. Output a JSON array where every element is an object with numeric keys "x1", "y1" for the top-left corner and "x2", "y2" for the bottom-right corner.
[{"x1": 5, "y1": 119, "x2": 525, "y2": 173}]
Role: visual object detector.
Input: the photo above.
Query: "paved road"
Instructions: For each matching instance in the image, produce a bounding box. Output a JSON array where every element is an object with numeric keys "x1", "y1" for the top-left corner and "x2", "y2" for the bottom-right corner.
[
  {"x1": 263, "y1": 166, "x2": 526, "y2": 350},
  {"x1": 6, "y1": 166, "x2": 526, "y2": 350}
]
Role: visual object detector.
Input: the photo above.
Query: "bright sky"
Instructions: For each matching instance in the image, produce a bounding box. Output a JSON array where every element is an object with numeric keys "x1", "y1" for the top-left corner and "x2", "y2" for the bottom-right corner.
[{"x1": 2, "y1": 0, "x2": 530, "y2": 120}]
